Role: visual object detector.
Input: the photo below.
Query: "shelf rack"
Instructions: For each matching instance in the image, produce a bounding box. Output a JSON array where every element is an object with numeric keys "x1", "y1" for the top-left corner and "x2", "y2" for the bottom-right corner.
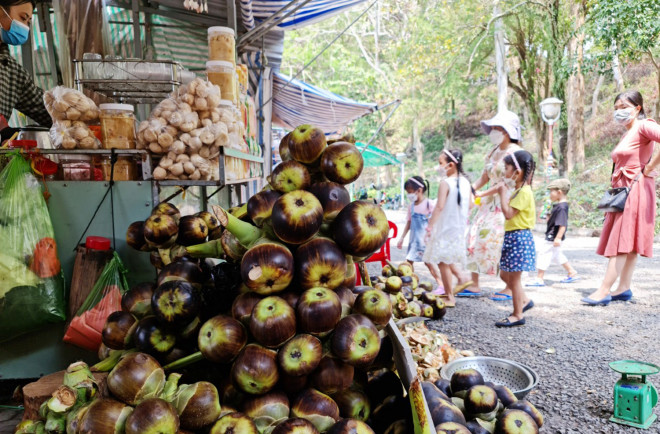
[{"x1": 73, "y1": 59, "x2": 182, "y2": 104}]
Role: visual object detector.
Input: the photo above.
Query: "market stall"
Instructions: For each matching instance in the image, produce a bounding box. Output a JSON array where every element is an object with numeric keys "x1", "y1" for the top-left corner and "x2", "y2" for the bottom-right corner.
[{"x1": 1, "y1": 2, "x2": 546, "y2": 433}]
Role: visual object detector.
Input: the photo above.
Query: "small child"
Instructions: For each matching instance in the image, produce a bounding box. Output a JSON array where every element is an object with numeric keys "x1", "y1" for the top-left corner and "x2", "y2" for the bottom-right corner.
[
  {"x1": 495, "y1": 150, "x2": 537, "y2": 327},
  {"x1": 396, "y1": 176, "x2": 436, "y2": 273},
  {"x1": 422, "y1": 149, "x2": 473, "y2": 307},
  {"x1": 526, "y1": 178, "x2": 578, "y2": 287}
]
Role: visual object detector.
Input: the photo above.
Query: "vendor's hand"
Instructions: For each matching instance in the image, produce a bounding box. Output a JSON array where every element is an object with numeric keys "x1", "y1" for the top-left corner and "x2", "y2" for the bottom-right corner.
[
  {"x1": 553, "y1": 239, "x2": 561, "y2": 247},
  {"x1": 396, "y1": 239, "x2": 403, "y2": 249},
  {"x1": 473, "y1": 190, "x2": 482, "y2": 198}
]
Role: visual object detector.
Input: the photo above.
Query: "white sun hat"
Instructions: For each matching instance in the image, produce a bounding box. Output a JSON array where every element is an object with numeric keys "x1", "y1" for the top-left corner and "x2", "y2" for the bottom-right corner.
[{"x1": 480, "y1": 110, "x2": 522, "y2": 141}]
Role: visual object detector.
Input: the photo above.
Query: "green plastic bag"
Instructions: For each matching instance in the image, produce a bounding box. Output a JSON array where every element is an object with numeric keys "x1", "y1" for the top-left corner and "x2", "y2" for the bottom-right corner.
[{"x1": 0, "y1": 153, "x2": 66, "y2": 342}]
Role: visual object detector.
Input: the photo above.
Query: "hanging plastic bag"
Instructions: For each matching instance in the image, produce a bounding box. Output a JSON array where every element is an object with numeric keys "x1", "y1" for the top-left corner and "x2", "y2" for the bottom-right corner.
[
  {"x1": 63, "y1": 251, "x2": 129, "y2": 351},
  {"x1": 0, "y1": 153, "x2": 66, "y2": 342}
]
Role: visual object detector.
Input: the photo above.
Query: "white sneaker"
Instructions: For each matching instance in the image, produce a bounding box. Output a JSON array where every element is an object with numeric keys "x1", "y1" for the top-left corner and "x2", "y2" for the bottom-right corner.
[{"x1": 525, "y1": 278, "x2": 545, "y2": 287}]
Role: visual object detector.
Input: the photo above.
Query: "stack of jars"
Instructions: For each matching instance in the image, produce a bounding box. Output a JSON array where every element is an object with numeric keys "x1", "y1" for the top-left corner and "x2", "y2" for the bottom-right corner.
[
  {"x1": 97, "y1": 103, "x2": 137, "y2": 181},
  {"x1": 207, "y1": 26, "x2": 238, "y2": 106}
]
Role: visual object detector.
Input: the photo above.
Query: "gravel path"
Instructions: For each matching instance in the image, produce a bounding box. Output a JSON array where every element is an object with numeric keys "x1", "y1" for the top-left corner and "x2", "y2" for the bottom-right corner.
[{"x1": 374, "y1": 210, "x2": 660, "y2": 433}]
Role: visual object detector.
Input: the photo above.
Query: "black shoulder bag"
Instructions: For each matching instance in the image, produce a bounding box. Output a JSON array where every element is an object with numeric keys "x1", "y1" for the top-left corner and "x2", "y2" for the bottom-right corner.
[{"x1": 597, "y1": 163, "x2": 644, "y2": 213}]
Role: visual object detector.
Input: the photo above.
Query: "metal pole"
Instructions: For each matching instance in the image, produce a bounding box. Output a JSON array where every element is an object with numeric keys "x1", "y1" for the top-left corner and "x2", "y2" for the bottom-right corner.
[
  {"x1": 400, "y1": 162, "x2": 405, "y2": 210},
  {"x1": 546, "y1": 123, "x2": 553, "y2": 181},
  {"x1": 131, "y1": 0, "x2": 143, "y2": 58}
]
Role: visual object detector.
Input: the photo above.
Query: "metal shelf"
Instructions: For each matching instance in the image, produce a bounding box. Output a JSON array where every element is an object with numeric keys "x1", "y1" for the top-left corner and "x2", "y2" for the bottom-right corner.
[
  {"x1": 223, "y1": 147, "x2": 264, "y2": 163},
  {"x1": 73, "y1": 59, "x2": 182, "y2": 104}
]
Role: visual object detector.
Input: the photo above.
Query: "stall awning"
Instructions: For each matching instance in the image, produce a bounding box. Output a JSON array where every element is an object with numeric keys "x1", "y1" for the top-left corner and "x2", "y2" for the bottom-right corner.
[
  {"x1": 240, "y1": 0, "x2": 368, "y2": 30},
  {"x1": 355, "y1": 142, "x2": 401, "y2": 167},
  {"x1": 271, "y1": 71, "x2": 376, "y2": 135}
]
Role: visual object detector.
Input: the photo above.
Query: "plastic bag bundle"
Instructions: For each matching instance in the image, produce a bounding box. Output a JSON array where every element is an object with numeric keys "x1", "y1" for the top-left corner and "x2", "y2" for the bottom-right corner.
[
  {"x1": 50, "y1": 120, "x2": 101, "y2": 150},
  {"x1": 43, "y1": 86, "x2": 100, "y2": 122},
  {"x1": 0, "y1": 154, "x2": 66, "y2": 342},
  {"x1": 63, "y1": 251, "x2": 129, "y2": 351}
]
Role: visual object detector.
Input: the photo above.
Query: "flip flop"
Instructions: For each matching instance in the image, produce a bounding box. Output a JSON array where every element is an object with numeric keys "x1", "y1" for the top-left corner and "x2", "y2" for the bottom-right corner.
[
  {"x1": 444, "y1": 300, "x2": 456, "y2": 308},
  {"x1": 490, "y1": 292, "x2": 512, "y2": 301},
  {"x1": 560, "y1": 275, "x2": 580, "y2": 283},
  {"x1": 456, "y1": 289, "x2": 482, "y2": 297},
  {"x1": 452, "y1": 280, "x2": 474, "y2": 295}
]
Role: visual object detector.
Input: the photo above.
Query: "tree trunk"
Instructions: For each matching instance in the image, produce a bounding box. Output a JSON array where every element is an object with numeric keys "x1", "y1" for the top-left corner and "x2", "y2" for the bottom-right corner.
[
  {"x1": 566, "y1": 0, "x2": 586, "y2": 172},
  {"x1": 445, "y1": 98, "x2": 455, "y2": 147},
  {"x1": 590, "y1": 74, "x2": 605, "y2": 117},
  {"x1": 494, "y1": 1, "x2": 508, "y2": 112},
  {"x1": 558, "y1": 126, "x2": 568, "y2": 175},
  {"x1": 413, "y1": 119, "x2": 423, "y2": 176},
  {"x1": 612, "y1": 47, "x2": 625, "y2": 92}
]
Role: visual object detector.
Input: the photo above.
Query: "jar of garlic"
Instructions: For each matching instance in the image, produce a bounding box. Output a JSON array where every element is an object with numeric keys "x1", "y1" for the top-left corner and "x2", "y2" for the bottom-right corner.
[
  {"x1": 208, "y1": 26, "x2": 235, "y2": 64},
  {"x1": 207, "y1": 61, "x2": 238, "y2": 106},
  {"x1": 99, "y1": 103, "x2": 136, "y2": 149}
]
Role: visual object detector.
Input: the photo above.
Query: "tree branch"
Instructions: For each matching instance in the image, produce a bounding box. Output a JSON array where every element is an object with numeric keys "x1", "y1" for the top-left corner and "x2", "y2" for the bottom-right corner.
[{"x1": 347, "y1": 25, "x2": 392, "y2": 90}]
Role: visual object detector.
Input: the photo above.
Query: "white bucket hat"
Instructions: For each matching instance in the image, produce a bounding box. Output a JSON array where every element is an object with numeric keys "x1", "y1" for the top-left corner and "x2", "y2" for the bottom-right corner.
[{"x1": 480, "y1": 110, "x2": 522, "y2": 141}]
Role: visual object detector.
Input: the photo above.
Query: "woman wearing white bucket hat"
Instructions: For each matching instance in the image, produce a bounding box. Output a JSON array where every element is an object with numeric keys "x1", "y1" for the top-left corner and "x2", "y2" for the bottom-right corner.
[{"x1": 457, "y1": 110, "x2": 522, "y2": 299}]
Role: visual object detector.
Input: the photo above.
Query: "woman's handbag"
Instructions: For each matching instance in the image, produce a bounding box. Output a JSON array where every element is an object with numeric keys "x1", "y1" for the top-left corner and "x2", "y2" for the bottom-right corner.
[
  {"x1": 597, "y1": 164, "x2": 644, "y2": 213},
  {"x1": 597, "y1": 186, "x2": 631, "y2": 212}
]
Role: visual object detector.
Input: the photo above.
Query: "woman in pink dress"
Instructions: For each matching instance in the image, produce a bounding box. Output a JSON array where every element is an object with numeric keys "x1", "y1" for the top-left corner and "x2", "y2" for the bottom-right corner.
[{"x1": 582, "y1": 90, "x2": 660, "y2": 305}]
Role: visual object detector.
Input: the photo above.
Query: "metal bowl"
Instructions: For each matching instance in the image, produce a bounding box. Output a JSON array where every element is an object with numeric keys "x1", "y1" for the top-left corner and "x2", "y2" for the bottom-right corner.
[{"x1": 440, "y1": 356, "x2": 536, "y2": 399}]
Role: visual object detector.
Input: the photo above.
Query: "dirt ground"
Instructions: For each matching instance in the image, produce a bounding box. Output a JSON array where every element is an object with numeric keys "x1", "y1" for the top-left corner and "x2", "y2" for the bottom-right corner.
[{"x1": 379, "y1": 209, "x2": 660, "y2": 433}]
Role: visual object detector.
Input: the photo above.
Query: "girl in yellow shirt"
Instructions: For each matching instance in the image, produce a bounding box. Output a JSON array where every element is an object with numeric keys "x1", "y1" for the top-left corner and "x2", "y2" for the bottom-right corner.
[{"x1": 495, "y1": 150, "x2": 537, "y2": 327}]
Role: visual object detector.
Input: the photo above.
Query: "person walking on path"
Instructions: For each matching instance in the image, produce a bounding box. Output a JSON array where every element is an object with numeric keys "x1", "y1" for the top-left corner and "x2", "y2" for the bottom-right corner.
[
  {"x1": 526, "y1": 178, "x2": 579, "y2": 287},
  {"x1": 423, "y1": 150, "x2": 473, "y2": 307},
  {"x1": 495, "y1": 150, "x2": 537, "y2": 327},
  {"x1": 396, "y1": 176, "x2": 438, "y2": 275},
  {"x1": 458, "y1": 110, "x2": 521, "y2": 300},
  {"x1": 582, "y1": 90, "x2": 660, "y2": 305}
]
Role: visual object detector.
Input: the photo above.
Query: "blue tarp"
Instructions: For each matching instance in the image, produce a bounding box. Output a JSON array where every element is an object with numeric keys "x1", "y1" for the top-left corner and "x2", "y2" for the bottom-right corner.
[
  {"x1": 271, "y1": 71, "x2": 376, "y2": 135},
  {"x1": 240, "y1": 0, "x2": 368, "y2": 30}
]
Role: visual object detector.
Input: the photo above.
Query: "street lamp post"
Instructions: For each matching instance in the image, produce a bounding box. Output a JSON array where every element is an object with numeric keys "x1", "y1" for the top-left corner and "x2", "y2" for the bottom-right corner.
[
  {"x1": 539, "y1": 97, "x2": 563, "y2": 181},
  {"x1": 396, "y1": 152, "x2": 407, "y2": 209}
]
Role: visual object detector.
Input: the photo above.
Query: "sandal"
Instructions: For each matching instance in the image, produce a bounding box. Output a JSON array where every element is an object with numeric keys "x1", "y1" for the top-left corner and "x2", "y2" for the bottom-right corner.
[
  {"x1": 495, "y1": 317, "x2": 526, "y2": 328},
  {"x1": 456, "y1": 289, "x2": 482, "y2": 297},
  {"x1": 452, "y1": 281, "x2": 474, "y2": 294},
  {"x1": 490, "y1": 292, "x2": 512, "y2": 301}
]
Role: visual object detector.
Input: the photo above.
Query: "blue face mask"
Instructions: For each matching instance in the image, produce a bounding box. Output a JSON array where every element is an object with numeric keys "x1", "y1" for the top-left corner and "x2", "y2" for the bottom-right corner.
[{"x1": 1, "y1": 8, "x2": 30, "y2": 46}]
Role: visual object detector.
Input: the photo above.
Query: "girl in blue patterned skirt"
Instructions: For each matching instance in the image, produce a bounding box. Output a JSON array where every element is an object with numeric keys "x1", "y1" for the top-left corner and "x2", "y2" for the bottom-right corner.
[{"x1": 495, "y1": 150, "x2": 537, "y2": 328}]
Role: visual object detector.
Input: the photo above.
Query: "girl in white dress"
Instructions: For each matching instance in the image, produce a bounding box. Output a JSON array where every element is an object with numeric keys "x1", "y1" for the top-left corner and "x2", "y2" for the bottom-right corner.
[{"x1": 423, "y1": 149, "x2": 473, "y2": 307}]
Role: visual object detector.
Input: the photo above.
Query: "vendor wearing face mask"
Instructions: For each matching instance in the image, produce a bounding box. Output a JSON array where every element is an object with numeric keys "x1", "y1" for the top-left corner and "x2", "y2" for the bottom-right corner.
[
  {"x1": 581, "y1": 90, "x2": 660, "y2": 306},
  {"x1": 0, "y1": 0, "x2": 52, "y2": 141},
  {"x1": 456, "y1": 110, "x2": 522, "y2": 299}
]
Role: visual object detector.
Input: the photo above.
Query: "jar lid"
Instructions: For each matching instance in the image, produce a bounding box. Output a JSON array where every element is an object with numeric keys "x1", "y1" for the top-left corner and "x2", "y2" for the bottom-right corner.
[
  {"x1": 206, "y1": 60, "x2": 235, "y2": 69},
  {"x1": 86, "y1": 236, "x2": 111, "y2": 250},
  {"x1": 99, "y1": 103, "x2": 134, "y2": 112},
  {"x1": 218, "y1": 99, "x2": 234, "y2": 107},
  {"x1": 208, "y1": 26, "x2": 235, "y2": 36},
  {"x1": 9, "y1": 139, "x2": 37, "y2": 149}
]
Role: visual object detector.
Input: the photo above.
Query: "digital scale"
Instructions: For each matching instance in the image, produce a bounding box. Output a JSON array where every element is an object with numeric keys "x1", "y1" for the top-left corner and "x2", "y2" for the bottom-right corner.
[{"x1": 609, "y1": 360, "x2": 659, "y2": 429}]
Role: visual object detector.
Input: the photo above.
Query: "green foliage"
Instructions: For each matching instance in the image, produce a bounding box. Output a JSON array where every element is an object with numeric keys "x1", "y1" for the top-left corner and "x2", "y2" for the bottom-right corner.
[{"x1": 587, "y1": 0, "x2": 660, "y2": 61}]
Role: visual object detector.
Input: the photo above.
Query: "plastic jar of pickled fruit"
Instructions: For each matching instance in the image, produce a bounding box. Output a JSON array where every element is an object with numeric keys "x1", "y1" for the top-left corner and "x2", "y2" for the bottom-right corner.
[
  {"x1": 99, "y1": 103, "x2": 136, "y2": 149},
  {"x1": 208, "y1": 26, "x2": 235, "y2": 64},
  {"x1": 206, "y1": 61, "x2": 237, "y2": 105}
]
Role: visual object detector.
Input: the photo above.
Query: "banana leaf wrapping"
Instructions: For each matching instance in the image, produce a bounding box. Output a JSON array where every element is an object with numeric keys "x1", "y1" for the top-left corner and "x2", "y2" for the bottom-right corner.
[
  {"x1": 63, "y1": 251, "x2": 129, "y2": 351},
  {"x1": 0, "y1": 154, "x2": 66, "y2": 342}
]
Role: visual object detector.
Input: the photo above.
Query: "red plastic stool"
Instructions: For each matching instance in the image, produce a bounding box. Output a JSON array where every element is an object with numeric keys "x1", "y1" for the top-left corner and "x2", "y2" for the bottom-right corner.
[{"x1": 354, "y1": 220, "x2": 398, "y2": 285}]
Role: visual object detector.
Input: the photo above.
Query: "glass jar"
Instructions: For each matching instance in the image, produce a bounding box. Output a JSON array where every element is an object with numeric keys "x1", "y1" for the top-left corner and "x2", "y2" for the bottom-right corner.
[
  {"x1": 97, "y1": 155, "x2": 137, "y2": 181},
  {"x1": 206, "y1": 61, "x2": 237, "y2": 106},
  {"x1": 99, "y1": 103, "x2": 136, "y2": 149},
  {"x1": 59, "y1": 154, "x2": 93, "y2": 181},
  {"x1": 208, "y1": 26, "x2": 235, "y2": 64}
]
